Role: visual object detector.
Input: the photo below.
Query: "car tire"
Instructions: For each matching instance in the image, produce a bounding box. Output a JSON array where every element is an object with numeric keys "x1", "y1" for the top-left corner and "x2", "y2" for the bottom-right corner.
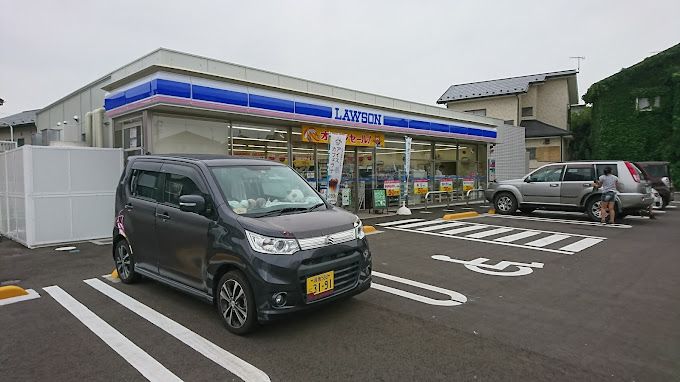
[
  {"x1": 519, "y1": 207, "x2": 536, "y2": 214},
  {"x1": 114, "y1": 239, "x2": 140, "y2": 284},
  {"x1": 585, "y1": 197, "x2": 602, "y2": 222},
  {"x1": 217, "y1": 270, "x2": 257, "y2": 335},
  {"x1": 661, "y1": 195, "x2": 670, "y2": 209},
  {"x1": 494, "y1": 192, "x2": 518, "y2": 215}
]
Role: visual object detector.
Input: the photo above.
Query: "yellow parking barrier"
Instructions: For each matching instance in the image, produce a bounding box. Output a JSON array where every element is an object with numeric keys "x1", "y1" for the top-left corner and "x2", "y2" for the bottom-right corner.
[
  {"x1": 488, "y1": 209, "x2": 496, "y2": 214},
  {"x1": 0, "y1": 285, "x2": 29, "y2": 299},
  {"x1": 363, "y1": 225, "x2": 377, "y2": 234},
  {"x1": 442, "y1": 211, "x2": 479, "y2": 220},
  {"x1": 111, "y1": 269, "x2": 119, "y2": 279}
]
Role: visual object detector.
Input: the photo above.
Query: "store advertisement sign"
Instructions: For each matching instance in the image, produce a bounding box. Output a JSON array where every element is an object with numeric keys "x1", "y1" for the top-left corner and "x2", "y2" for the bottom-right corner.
[
  {"x1": 302, "y1": 126, "x2": 384, "y2": 147},
  {"x1": 341, "y1": 188, "x2": 351, "y2": 206},
  {"x1": 404, "y1": 136, "x2": 412, "y2": 197},
  {"x1": 373, "y1": 189, "x2": 387, "y2": 209},
  {"x1": 463, "y1": 178, "x2": 475, "y2": 192},
  {"x1": 414, "y1": 179, "x2": 429, "y2": 195},
  {"x1": 326, "y1": 133, "x2": 347, "y2": 204},
  {"x1": 440, "y1": 178, "x2": 454, "y2": 192},
  {"x1": 384, "y1": 180, "x2": 401, "y2": 197}
]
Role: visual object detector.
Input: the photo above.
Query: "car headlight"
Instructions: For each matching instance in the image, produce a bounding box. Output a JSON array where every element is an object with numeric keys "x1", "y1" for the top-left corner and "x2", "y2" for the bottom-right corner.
[
  {"x1": 661, "y1": 177, "x2": 670, "y2": 187},
  {"x1": 354, "y1": 217, "x2": 365, "y2": 240},
  {"x1": 245, "y1": 230, "x2": 300, "y2": 255}
]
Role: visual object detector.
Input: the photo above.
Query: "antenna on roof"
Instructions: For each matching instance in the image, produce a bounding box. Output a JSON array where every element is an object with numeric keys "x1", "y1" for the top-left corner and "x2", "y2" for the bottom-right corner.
[{"x1": 569, "y1": 56, "x2": 585, "y2": 71}]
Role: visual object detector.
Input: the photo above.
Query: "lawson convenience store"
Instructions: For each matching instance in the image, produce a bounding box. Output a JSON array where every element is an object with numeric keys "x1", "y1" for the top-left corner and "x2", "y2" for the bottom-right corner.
[{"x1": 102, "y1": 50, "x2": 499, "y2": 212}]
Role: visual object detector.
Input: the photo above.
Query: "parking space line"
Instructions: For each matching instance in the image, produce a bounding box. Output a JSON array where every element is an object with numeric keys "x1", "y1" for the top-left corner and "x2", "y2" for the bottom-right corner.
[
  {"x1": 494, "y1": 231, "x2": 542, "y2": 243},
  {"x1": 466, "y1": 227, "x2": 514, "y2": 239},
  {"x1": 440, "y1": 225, "x2": 490, "y2": 235},
  {"x1": 396, "y1": 219, "x2": 445, "y2": 229},
  {"x1": 486, "y1": 214, "x2": 632, "y2": 228},
  {"x1": 525, "y1": 234, "x2": 571, "y2": 247},
  {"x1": 382, "y1": 226, "x2": 575, "y2": 255},
  {"x1": 558, "y1": 238, "x2": 603, "y2": 252},
  {"x1": 371, "y1": 271, "x2": 467, "y2": 306},
  {"x1": 417, "y1": 221, "x2": 466, "y2": 231},
  {"x1": 42, "y1": 286, "x2": 182, "y2": 382},
  {"x1": 376, "y1": 219, "x2": 424, "y2": 226},
  {"x1": 84, "y1": 278, "x2": 271, "y2": 382}
]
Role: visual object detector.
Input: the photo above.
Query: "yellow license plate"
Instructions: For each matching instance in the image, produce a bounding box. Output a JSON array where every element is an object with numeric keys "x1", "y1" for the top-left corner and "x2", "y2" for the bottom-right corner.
[{"x1": 306, "y1": 271, "x2": 334, "y2": 298}]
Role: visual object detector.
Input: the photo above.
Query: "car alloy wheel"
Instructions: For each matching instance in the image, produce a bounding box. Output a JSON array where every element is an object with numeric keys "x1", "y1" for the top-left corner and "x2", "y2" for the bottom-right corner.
[
  {"x1": 220, "y1": 279, "x2": 248, "y2": 329},
  {"x1": 114, "y1": 244, "x2": 131, "y2": 280},
  {"x1": 591, "y1": 201, "x2": 603, "y2": 220},
  {"x1": 496, "y1": 195, "x2": 514, "y2": 212}
]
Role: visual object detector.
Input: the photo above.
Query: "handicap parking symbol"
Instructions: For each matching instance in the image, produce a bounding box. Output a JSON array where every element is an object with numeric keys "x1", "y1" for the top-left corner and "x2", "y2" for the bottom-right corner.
[{"x1": 431, "y1": 255, "x2": 544, "y2": 277}]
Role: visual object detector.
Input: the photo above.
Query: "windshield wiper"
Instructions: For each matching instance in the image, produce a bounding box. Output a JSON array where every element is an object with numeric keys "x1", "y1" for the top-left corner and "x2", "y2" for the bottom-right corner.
[{"x1": 252, "y1": 203, "x2": 326, "y2": 217}]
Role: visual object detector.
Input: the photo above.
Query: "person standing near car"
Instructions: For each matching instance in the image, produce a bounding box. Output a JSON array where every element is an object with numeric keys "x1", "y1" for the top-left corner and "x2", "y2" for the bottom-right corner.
[{"x1": 594, "y1": 166, "x2": 619, "y2": 224}]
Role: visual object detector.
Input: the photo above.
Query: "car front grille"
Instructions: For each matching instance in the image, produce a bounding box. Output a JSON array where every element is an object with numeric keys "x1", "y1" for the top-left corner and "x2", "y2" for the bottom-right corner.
[
  {"x1": 297, "y1": 228, "x2": 356, "y2": 250},
  {"x1": 299, "y1": 262, "x2": 360, "y2": 303}
]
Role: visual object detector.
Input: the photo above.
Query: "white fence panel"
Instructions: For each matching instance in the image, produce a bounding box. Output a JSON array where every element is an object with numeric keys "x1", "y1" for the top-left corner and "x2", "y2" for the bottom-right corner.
[{"x1": 1, "y1": 146, "x2": 123, "y2": 248}]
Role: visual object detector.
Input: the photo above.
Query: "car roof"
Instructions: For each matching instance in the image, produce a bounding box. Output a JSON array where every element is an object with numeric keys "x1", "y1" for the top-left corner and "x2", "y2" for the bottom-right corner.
[
  {"x1": 132, "y1": 154, "x2": 286, "y2": 167},
  {"x1": 633, "y1": 161, "x2": 669, "y2": 165}
]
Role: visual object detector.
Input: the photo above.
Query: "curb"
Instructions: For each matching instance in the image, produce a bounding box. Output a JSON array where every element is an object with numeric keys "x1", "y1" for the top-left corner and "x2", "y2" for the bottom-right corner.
[
  {"x1": 0, "y1": 285, "x2": 29, "y2": 299},
  {"x1": 442, "y1": 211, "x2": 479, "y2": 220}
]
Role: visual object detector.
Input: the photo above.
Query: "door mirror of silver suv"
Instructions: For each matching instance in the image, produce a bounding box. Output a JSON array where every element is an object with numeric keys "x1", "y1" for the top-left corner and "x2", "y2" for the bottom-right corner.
[
  {"x1": 179, "y1": 194, "x2": 206, "y2": 214},
  {"x1": 524, "y1": 177, "x2": 532, "y2": 183}
]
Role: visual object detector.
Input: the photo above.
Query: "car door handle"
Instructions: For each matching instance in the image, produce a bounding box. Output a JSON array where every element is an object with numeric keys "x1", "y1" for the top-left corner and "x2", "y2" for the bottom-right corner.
[
  {"x1": 124, "y1": 203, "x2": 134, "y2": 211},
  {"x1": 582, "y1": 183, "x2": 591, "y2": 187},
  {"x1": 155, "y1": 212, "x2": 171, "y2": 220},
  {"x1": 549, "y1": 184, "x2": 559, "y2": 187}
]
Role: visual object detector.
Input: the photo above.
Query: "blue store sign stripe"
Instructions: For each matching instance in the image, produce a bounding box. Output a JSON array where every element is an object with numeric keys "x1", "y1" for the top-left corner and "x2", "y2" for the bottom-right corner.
[
  {"x1": 192, "y1": 84, "x2": 248, "y2": 106},
  {"x1": 105, "y1": 78, "x2": 496, "y2": 140}
]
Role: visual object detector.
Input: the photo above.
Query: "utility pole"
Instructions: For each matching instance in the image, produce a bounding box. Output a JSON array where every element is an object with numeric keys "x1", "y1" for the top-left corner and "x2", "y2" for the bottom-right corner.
[{"x1": 569, "y1": 56, "x2": 586, "y2": 71}]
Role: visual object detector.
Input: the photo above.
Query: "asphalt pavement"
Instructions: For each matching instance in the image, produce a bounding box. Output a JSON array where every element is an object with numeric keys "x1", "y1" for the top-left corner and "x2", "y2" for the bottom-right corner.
[{"x1": 1, "y1": 203, "x2": 679, "y2": 381}]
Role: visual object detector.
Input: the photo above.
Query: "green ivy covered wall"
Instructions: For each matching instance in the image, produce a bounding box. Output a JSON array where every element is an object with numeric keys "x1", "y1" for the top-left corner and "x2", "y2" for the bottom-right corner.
[{"x1": 583, "y1": 43, "x2": 680, "y2": 187}]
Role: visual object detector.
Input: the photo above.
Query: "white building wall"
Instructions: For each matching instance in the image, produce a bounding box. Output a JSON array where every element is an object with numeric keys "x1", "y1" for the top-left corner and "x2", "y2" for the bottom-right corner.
[{"x1": 492, "y1": 124, "x2": 526, "y2": 181}]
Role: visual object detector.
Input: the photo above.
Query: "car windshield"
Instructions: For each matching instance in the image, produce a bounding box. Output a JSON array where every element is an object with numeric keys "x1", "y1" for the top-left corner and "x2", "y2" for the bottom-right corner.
[
  {"x1": 639, "y1": 164, "x2": 668, "y2": 178},
  {"x1": 211, "y1": 165, "x2": 325, "y2": 217}
]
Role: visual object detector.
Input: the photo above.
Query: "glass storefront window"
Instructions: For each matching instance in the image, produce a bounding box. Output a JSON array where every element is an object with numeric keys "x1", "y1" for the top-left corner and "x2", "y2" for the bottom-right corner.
[
  {"x1": 290, "y1": 127, "x2": 316, "y2": 188},
  {"x1": 152, "y1": 114, "x2": 228, "y2": 154},
  {"x1": 231, "y1": 124, "x2": 288, "y2": 164},
  {"x1": 435, "y1": 142, "x2": 458, "y2": 191},
  {"x1": 407, "y1": 140, "x2": 432, "y2": 205}
]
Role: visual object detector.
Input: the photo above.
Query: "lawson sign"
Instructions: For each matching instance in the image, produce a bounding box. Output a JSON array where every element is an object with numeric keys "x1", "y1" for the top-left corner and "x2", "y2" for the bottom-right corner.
[{"x1": 104, "y1": 73, "x2": 496, "y2": 141}]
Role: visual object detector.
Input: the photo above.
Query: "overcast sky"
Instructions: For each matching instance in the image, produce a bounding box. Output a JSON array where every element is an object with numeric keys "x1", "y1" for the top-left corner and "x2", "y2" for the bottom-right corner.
[{"x1": 1, "y1": 0, "x2": 679, "y2": 117}]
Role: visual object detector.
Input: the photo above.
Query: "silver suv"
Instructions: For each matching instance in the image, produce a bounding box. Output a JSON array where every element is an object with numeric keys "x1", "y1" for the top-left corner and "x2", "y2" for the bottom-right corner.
[{"x1": 485, "y1": 161, "x2": 654, "y2": 221}]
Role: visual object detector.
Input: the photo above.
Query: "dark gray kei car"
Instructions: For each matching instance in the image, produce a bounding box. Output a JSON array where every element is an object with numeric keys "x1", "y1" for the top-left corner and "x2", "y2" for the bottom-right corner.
[{"x1": 112, "y1": 154, "x2": 372, "y2": 334}]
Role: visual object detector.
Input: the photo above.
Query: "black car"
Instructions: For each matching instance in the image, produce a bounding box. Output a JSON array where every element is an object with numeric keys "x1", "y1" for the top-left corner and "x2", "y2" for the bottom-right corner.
[
  {"x1": 112, "y1": 154, "x2": 372, "y2": 334},
  {"x1": 634, "y1": 161, "x2": 674, "y2": 208}
]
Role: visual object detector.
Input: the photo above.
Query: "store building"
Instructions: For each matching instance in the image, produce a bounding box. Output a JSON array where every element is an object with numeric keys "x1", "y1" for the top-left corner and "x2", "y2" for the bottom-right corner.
[{"x1": 36, "y1": 48, "x2": 507, "y2": 212}]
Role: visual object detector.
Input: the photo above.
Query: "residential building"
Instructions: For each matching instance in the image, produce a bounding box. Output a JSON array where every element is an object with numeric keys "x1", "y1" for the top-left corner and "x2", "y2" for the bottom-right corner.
[
  {"x1": 437, "y1": 70, "x2": 578, "y2": 170},
  {"x1": 583, "y1": 43, "x2": 680, "y2": 185},
  {"x1": 0, "y1": 109, "x2": 38, "y2": 146}
]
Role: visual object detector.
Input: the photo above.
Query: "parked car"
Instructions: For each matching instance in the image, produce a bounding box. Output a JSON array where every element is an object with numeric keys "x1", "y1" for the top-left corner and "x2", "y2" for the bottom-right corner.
[
  {"x1": 634, "y1": 161, "x2": 674, "y2": 208},
  {"x1": 113, "y1": 154, "x2": 372, "y2": 334},
  {"x1": 485, "y1": 161, "x2": 654, "y2": 221}
]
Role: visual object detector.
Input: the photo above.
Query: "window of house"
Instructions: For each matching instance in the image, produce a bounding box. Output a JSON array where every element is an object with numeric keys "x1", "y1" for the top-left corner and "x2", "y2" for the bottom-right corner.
[
  {"x1": 527, "y1": 148, "x2": 536, "y2": 160},
  {"x1": 465, "y1": 109, "x2": 487, "y2": 117},
  {"x1": 17, "y1": 138, "x2": 25, "y2": 147},
  {"x1": 504, "y1": 120, "x2": 514, "y2": 125},
  {"x1": 636, "y1": 96, "x2": 661, "y2": 111},
  {"x1": 521, "y1": 107, "x2": 534, "y2": 117}
]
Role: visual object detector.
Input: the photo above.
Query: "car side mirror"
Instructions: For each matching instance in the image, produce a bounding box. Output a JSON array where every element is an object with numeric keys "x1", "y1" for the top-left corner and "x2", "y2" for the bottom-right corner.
[
  {"x1": 524, "y1": 178, "x2": 532, "y2": 183},
  {"x1": 179, "y1": 194, "x2": 205, "y2": 213}
]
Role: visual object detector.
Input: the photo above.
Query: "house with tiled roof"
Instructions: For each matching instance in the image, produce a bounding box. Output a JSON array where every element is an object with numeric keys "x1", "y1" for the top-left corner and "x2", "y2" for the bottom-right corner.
[
  {"x1": 0, "y1": 109, "x2": 39, "y2": 146},
  {"x1": 437, "y1": 70, "x2": 578, "y2": 170}
]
